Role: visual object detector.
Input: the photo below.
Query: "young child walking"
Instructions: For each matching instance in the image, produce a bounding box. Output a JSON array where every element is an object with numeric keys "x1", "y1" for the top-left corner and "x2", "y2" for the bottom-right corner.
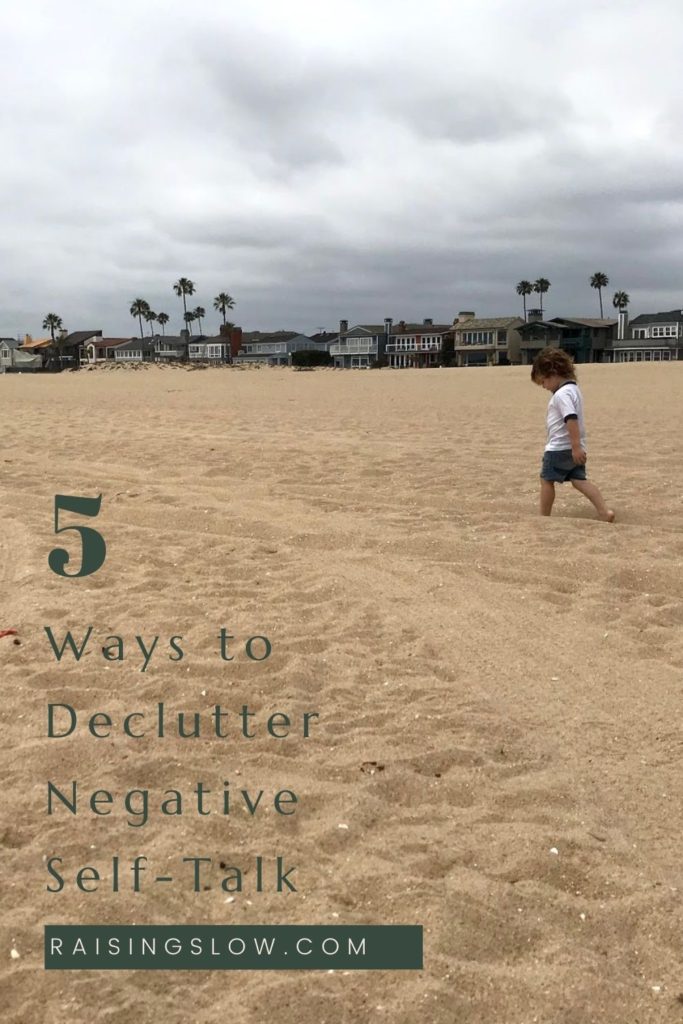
[{"x1": 531, "y1": 347, "x2": 614, "y2": 522}]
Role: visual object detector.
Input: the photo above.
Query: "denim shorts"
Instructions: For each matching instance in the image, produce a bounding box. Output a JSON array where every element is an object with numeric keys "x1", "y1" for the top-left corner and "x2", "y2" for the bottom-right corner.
[{"x1": 541, "y1": 449, "x2": 587, "y2": 483}]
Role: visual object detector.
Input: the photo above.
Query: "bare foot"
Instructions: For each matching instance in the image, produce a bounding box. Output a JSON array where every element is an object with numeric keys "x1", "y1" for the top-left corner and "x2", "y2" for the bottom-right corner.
[{"x1": 601, "y1": 509, "x2": 615, "y2": 523}]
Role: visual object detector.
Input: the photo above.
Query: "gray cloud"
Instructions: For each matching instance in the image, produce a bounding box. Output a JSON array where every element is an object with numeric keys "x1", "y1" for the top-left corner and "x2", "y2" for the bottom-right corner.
[{"x1": 1, "y1": 0, "x2": 682, "y2": 338}]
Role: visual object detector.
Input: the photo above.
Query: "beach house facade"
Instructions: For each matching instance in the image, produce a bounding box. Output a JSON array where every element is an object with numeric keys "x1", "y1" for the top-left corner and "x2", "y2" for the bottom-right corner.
[
  {"x1": 113, "y1": 339, "x2": 156, "y2": 362},
  {"x1": 385, "y1": 319, "x2": 451, "y2": 368},
  {"x1": 85, "y1": 338, "x2": 130, "y2": 362},
  {"x1": 329, "y1": 320, "x2": 391, "y2": 368},
  {"x1": 35, "y1": 330, "x2": 103, "y2": 370},
  {"x1": 188, "y1": 337, "x2": 231, "y2": 363},
  {"x1": 448, "y1": 313, "x2": 525, "y2": 366},
  {"x1": 154, "y1": 335, "x2": 189, "y2": 362},
  {"x1": 0, "y1": 337, "x2": 42, "y2": 372},
  {"x1": 516, "y1": 316, "x2": 617, "y2": 364},
  {"x1": 235, "y1": 331, "x2": 323, "y2": 365},
  {"x1": 308, "y1": 330, "x2": 338, "y2": 351},
  {"x1": 614, "y1": 309, "x2": 683, "y2": 362}
]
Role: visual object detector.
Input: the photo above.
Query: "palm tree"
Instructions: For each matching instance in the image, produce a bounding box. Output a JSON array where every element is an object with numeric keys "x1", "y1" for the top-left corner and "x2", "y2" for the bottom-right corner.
[
  {"x1": 156, "y1": 312, "x2": 169, "y2": 335},
  {"x1": 42, "y1": 313, "x2": 63, "y2": 342},
  {"x1": 130, "y1": 298, "x2": 150, "y2": 339},
  {"x1": 515, "y1": 281, "x2": 533, "y2": 321},
  {"x1": 533, "y1": 278, "x2": 551, "y2": 316},
  {"x1": 173, "y1": 277, "x2": 195, "y2": 330},
  {"x1": 612, "y1": 290, "x2": 630, "y2": 311},
  {"x1": 590, "y1": 272, "x2": 609, "y2": 318},
  {"x1": 213, "y1": 291, "x2": 235, "y2": 326},
  {"x1": 184, "y1": 310, "x2": 196, "y2": 337},
  {"x1": 193, "y1": 306, "x2": 206, "y2": 336},
  {"x1": 143, "y1": 309, "x2": 157, "y2": 337}
]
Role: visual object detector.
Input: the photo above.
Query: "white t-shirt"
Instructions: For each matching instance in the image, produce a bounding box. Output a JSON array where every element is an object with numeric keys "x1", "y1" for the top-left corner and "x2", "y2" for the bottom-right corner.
[{"x1": 545, "y1": 380, "x2": 586, "y2": 452}]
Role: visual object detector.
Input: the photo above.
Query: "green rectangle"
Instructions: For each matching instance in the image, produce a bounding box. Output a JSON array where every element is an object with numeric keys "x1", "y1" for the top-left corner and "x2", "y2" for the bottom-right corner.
[{"x1": 45, "y1": 925, "x2": 423, "y2": 970}]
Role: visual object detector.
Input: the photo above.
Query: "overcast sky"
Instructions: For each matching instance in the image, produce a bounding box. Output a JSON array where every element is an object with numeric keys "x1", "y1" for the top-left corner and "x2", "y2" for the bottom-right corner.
[{"x1": 2, "y1": 0, "x2": 682, "y2": 338}]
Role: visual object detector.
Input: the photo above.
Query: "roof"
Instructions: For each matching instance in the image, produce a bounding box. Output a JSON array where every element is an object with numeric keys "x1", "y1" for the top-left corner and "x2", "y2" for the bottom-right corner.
[
  {"x1": 518, "y1": 316, "x2": 619, "y2": 338},
  {"x1": 518, "y1": 320, "x2": 563, "y2": 332},
  {"x1": 0, "y1": 337, "x2": 20, "y2": 349},
  {"x1": 630, "y1": 309, "x2": 683, "y2": 326},
  {"x1": 241, "y1": 330, "x2": 301, "y2": 341},
  {"x1": 550, "y1": 317, "x2": 617, "y2": 328},
  {"x1": 246, "y1": 332, "x2": 302, "y2": 344},
  {"x1": 115, "y1": 339, "x2": 156, "y2": 352},
  {"x1": 63, "y1": 330, "x2": 103, "y2": 346},
  {"x1": 342, "y1": 324, "x2": 387, "y2": 336},
  {"x1": 309, "y1": 331, "x2": 339, "y2": 342},
  {"x1": 21, "y1": 338, "x2": 52, "y2": 350},
  {"x1": 90, "y1": 338, "x2": 132, "y2": 349},
  {"x1": 390, "y1": 322, "x2": 451, "y2": 335},
  {"x1": 452, "y1": 316, "x2": 524, "y2": 331}
]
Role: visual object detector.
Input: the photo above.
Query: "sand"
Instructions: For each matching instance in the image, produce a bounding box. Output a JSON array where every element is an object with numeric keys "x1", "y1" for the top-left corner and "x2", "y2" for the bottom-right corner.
[{"x1": 1, "y1": 361, "x2": 682, "y2": 1023}]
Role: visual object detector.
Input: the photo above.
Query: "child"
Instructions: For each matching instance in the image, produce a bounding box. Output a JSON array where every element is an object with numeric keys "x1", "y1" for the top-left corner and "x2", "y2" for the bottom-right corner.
[{"x1": 531, "y1": 347, "x2": 614, "y2": 522}]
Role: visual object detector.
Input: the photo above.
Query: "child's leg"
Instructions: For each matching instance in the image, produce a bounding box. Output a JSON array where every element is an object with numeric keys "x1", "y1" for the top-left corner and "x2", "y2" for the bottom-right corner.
[
  {"x1": 571, "y1": 479, "x2": 615, "y2": 522},
  {"x1": 540, "y1": 479, "x2": 555, "y2": 516}
]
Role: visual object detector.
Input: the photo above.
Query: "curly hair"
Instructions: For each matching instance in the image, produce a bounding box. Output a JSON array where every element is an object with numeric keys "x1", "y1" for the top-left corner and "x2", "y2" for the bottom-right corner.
[{"x1": 530, "y1": 346, "x2": 576, "y2": 383}]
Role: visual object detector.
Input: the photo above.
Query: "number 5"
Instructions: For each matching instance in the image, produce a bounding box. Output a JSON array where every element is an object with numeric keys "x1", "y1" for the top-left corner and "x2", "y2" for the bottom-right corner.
[{"x1": 48, "y1": 494, "x2": 107, "y2": 578}]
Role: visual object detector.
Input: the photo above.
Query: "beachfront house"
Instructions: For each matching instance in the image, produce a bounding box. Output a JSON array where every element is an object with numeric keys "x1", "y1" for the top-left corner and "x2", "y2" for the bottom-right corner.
[
  {"x1": 85, "y1": 338, "x2": 131, "y2": 363},
  {"x1": 155, "y1": 335, "x2": 189, "y2": 362},
  {"x1": 64, "y1": 330, "x2": 103, "y2": 365},
  {"x1": 613, "y1": 309, "x2": 683, "y2": 362},
  {"x1": 0, "y1": 338, "x2": 15, "y2": 371},
  {"x1": 0, "y1": 337, "x2": 42, "y2": 372},
  {"x1": 113, "y1": 339, "x2": 156, "y2": 362},
  {"x1": 39, "y1": 330, "x2": 102, "y2": 370},
  {"x1": 308, "y1": 330, "x2": 338, "y2": 351},
  {"x1": 516, "y1": 315, "x2": 617, "y2": 364},
  {"x1": 448, "y1": 312, "x2": 525, "y2": 366},
  {"x1": 385, "y1": 319, "x2": 451, "y2": 368},
  {"x1": 19, "y1": 337, "x2": 52, "y2": 366},
  {"x1": 188, "y1": 336, "x2": 231, "y2": 363},
  {"x1": 235, "y1": 331, "x2": 322, "y2": 365},
  {"x1": 329, "y1": 320, "x2": 390, "y2": 368}
]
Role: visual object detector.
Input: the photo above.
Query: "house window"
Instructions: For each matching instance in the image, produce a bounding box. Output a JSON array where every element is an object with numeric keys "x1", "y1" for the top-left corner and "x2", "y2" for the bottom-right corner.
[
  {"x1": 461, "y1": 330, "x2": 496, "y2": 345},
  {"x1": 651, "y1": 325, "x2": 677, "y2": 338}
]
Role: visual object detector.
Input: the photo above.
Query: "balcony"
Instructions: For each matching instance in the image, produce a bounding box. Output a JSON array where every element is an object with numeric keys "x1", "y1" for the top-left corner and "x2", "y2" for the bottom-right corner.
[
  {"x1": 330, "y1": 340, "x2": 376, "y2": 356},
  {"x1": 386, "y1": 341, "x2": 442, "y2": 353},
  {"x1": 453, "y1": 343, "x2": 495, "y2": 351}
]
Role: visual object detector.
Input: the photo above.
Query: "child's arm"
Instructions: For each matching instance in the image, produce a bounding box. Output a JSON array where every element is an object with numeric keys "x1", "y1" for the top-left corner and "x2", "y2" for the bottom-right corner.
[{"x1": 566, "y1": 417, "x2": 586, "y2": 464}]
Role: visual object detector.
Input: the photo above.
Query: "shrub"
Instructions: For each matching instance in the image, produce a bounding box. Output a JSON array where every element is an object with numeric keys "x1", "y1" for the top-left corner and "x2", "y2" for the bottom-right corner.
[
  {"x1": 291, "y1": 349, "x2": 333, "y2": 367},
  {"x1": 440, "y1": 336, "x2": 455, "y2": 367}
]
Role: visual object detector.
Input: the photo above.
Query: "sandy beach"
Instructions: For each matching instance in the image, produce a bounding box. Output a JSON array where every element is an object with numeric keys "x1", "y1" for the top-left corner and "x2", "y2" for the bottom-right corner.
[{"x1": 1, "y1": 362, "x2": 683, "y2": 1023}]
